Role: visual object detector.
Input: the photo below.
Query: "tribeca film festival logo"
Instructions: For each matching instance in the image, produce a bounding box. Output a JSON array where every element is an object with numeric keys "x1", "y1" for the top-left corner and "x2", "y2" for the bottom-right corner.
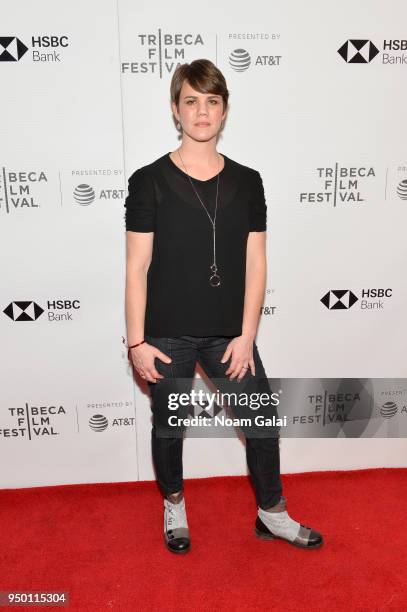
[
  {"x1": 0, "y1": 169, "x2": 48, "y2": 213},
  {"x1": 338, "y1": 38, "x2": 407, "y2": 65},
  {"x1": 1, "y1": 402, "x2": 135, "y2": 439},
  {"x1": 1, "y1": 404, "x2": 66, "y2": 440},
  {"x1": 122, "y1": 30, "x2": 206, "y2": 76},
  {"x1": 321, "y1": 288, "x2": 393, "y2": 311},
  {"x1": 3, "y1": 300, "x2": 81, "y2": 322},
  {"x1": 0, "y1": 167, "x2": 124, "y2": 214},
  {"x1": 306, "y1": 391, "x2": 362, "y2": 425},
  {"x1": 0, "y1": 35, "x2": 69, "y2": 63},
  {"x1": 299, "y1": 164, "x2": 375, "y2": 207},
  {"x1": 121, "y1": 30, "x2": 282, "y2": 76}
]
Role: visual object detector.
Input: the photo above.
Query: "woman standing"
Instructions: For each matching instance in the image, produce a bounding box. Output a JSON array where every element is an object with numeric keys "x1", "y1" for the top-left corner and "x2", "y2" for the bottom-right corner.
[{"x1": 123, "y1": 59, "x2": 323, "y2": 554}]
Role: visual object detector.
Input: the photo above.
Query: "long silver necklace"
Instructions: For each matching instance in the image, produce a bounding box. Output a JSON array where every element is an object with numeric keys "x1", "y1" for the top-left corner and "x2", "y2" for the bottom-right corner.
[{"x1": 177, "y1": 149, "x2": 221, "y2": 287}]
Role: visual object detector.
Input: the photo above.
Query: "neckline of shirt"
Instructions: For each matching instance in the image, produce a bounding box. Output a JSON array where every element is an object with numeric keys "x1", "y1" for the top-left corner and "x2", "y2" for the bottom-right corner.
[{"x1": 166, "y1": 151, "x2": 227, "y2": 183}]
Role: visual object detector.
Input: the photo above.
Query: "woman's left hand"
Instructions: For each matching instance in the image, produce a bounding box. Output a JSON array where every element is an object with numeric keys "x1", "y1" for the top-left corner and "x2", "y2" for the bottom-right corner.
[{"x1": 220, "y1": 334, "x2": 256, "y2": 381}]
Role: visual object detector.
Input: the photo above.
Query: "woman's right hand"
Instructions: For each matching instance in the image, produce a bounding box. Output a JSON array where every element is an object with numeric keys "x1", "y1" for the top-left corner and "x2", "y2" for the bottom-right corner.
[{"x1": 129, "y1": 342, "x2": 172, "y2": 383}]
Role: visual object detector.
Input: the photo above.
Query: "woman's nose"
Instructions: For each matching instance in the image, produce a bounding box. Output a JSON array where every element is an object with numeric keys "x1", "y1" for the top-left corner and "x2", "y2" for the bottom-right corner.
[{"x1": 197, "y1": 104, "x2": 209, "y2": 115}]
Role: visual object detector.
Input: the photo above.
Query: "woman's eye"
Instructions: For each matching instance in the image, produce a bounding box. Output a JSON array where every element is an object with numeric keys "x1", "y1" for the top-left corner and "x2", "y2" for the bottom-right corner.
[{"x1": 185, "y1": 99, "x2": 218, "y2": 105}]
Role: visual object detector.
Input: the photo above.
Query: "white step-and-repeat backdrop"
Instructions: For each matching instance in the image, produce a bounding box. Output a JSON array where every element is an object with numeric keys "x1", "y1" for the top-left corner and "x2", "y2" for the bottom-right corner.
[{"x1": 1, "y1": 0, "x2": 406, "y2": 488}]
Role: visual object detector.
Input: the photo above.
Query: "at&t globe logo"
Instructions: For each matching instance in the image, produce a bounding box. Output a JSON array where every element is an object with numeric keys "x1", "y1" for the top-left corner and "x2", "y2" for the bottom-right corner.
[{"x1": 229, "y1": 49, "x2": 251, "y2": 72}]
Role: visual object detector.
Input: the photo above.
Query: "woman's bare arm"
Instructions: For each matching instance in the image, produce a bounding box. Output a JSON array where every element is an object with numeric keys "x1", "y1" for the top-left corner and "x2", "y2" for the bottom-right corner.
[
  {"x1": 221, "y1": 231, "x2": 267, "y2": 380},
  {"x1": 241, "y1": 231, "x2": 267, "y2": 341},
  {"x1": 125, "y1": 231, "x2": 172, "y2": 382},
  {"x1": 125, "y1": 231, "x2": 153, "y2": 345}
]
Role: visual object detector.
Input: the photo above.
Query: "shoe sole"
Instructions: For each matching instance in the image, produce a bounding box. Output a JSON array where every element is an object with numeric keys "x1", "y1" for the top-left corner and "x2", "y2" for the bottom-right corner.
[{"x1": 254, "y1": 527, "x2": 323, "y2": 549}]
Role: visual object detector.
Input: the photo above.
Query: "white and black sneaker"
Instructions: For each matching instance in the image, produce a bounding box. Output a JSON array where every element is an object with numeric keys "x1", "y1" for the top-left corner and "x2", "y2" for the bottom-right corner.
[{"x1": 163, "y1": 494, "x2": 190, "y2": 554}]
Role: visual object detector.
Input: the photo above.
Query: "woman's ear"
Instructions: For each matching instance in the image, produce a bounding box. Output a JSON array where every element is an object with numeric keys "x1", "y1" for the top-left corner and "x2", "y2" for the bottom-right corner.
[
  {"x1": 171, "y1": 101, "x2": 179, "y2": 123},
  {"x1": 222, "y1": 104, "x2": 229, "y2": 122}
]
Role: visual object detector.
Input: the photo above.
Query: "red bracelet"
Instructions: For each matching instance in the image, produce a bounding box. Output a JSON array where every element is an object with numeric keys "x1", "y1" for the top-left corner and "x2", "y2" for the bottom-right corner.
[{"x1": 122, "y1": 336, "x2": 145, "y2": 360}]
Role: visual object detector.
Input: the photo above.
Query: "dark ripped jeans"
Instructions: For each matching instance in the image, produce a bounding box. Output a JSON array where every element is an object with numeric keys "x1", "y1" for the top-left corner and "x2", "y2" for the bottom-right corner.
[{"x1": 145, "y1": 334, "x2": 283, "y2": 510}]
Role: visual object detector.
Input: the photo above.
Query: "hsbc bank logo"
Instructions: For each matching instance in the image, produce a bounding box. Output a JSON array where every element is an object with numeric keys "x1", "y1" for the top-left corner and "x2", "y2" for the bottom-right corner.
[
  {"x1": 4, "y1": 301, "x2": 44, "y2": 320},
  {"x1": 0, "y1": 36, "x2": 28, "y2": 61},
  {"x1": 3, "y1": 299, "x2": 81, "y2": 322},
  {"x1": 321, "y1": 288, "x2": 393, "y2": 311},
  {"x1": 0, "y1": 35, "x2": 69, "y2": 63},
  {"x1": 321, "y1": 290, "x2": 358, "y2": 310},
  {"x1": 337, "y1": 39, "x2": 379, "y2": 63},
  {"x1": 338, "y1": 38, "x2": 407, "y2": 66}
]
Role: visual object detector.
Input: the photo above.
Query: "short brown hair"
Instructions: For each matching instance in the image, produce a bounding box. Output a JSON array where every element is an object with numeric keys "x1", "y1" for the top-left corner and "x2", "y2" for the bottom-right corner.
[{"x1": 170, "y1": 59, "x2": 229, "y2": 110}]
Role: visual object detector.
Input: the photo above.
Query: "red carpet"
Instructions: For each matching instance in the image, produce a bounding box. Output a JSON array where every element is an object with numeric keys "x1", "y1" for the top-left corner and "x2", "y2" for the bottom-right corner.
[{"x1": 1, "y1": 468, "x2": 406, "y2": 611}]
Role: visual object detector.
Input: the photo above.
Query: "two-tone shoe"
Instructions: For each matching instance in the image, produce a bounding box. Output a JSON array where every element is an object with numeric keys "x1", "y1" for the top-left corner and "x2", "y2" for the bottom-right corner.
[
  {"x1": 254, "y1": 496, "x2": 323, "y2": 549},
  {"x1": 164, "y1": 495, "x2": 191, "y2": 554}
]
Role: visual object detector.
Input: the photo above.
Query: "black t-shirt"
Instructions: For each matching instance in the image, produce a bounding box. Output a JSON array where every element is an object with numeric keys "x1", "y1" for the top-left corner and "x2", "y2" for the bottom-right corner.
[{"x1": 124, "y1": 152, "x2": 267, "y2": 337}]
